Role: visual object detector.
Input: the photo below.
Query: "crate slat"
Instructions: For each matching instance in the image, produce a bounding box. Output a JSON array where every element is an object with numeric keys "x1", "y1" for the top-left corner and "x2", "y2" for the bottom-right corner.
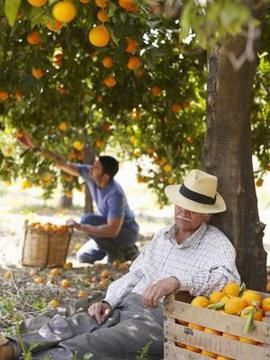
[
  {"x1": 164, "y1": 342, "x2": 207, "y2": 359},
  {"x1": 165, "y1": 320, "x2": 269, "y2": 359}
]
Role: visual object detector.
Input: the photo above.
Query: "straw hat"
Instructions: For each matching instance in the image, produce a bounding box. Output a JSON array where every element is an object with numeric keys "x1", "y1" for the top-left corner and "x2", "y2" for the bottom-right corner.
[{"x1": 165, "y1": 169, "x2": 226, "y2": 214}]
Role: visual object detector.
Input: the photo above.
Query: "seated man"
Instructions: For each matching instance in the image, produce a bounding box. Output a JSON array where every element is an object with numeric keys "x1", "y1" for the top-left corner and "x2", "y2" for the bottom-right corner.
[{"x1": 0, "y1": 169, "x2": 240, "y2": 360}]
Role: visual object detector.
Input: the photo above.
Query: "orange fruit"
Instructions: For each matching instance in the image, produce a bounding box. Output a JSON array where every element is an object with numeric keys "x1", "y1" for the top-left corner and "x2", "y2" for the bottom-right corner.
[
  {"x1": 102, "y1": 56, "x2": 113, "y2": 68},
  {"x1": 163, "y1": 163, "x2": 172, "y2": 173},
  {"x1": 0, "y1": 90, "x2": 9, "y2": 102},
  {"x1": 241, "y1": 290, "x2": 262, "y2": 306},
  {"x1": 80, "y1": 0, "x2": 91, "y2": 3},
  {"x1": 32, "y1": 68, "x2": 45, "y2": 79},
  {"x1": 201, "y1": 350, "x2": 216, "y2": 358},
  {"x1": 256, "y1": 178, "x2": 263, "y2": 187},
  {"x1": 89, "y1": 25, "x2": 110, "y2": 47},
  {"x1": 50, "y1": 268, "x2": 61, "y2": 277},
  {"x1": 151, "y1": 86, "x2": 161, "y2": 96},
  {"x1": 46, "y1": 19, "x2": 63, "y2": 32},
  {"x1": 209, "y1": 291, "x2": 224, "y2": 304},
  {"x1": 103, "y1": 74, "x2": 116, "y2": 87},
  {"x1": 171, "y1": 103, "x2": 182, "y2": 113},
  {"x1": 34, "y1": 275, "x2": 46, "y2": 284},
  {"x1": 239, "y1": 337, "x2": 258, "y2": 345},
  {"x1": 185, "y1": 345, "x2": 201, "y2": 353},
  {"x1": 191, "y1": 296, "x2": 209, "y2": 308},
  {"x1": 224, "y1": 296, "x2": 247, "y2": 315},
  {"x1": 48, "y1": 299, "x2": 60, "y2": 308},
  {"x1": 126, "y1": 37, "x2": 138, "y2": 53},
  {"x1": 133, "y1": 148, "x2": 141, "y2": 157},
  {"x1": 118, "y1": 0, "x2": 138, "y2": 12},
  {"x1": 96, "y1": 139, "x2": 106, "y2": 148},
  {"x1": 188, "y1": 322, "x2": 204, "y2": 331},
  {"x1": 97, "y1": 9, "x2": 108, "y2": 22},
  {"x1": 222, "y1": 332, "x2": 239, "y2": 340},
  {"x1": 64, "y1": 262, "x2": 73, "y2": 270},
  {"x1": 78, "y1": 290, "x2": 89, "y2": 298},
  {"x1": 27, "y1": 0, "x2": 47, "y2": 6},
  {"x1": 72, "y1": 140, "x2": 84, "y2": 151},
  {"x1": 240, "y1": 306, "x2": 263, "y2": 321},
  {"x1": 127, "y1": 56, "x2": 140, "y2": 70},
  {"x1": 204, "y1": 327, "x2": 221, "y2": 335},
  {"x1": 117, "y1": 262, "x2": 130, "y2": 270},
  {"x1": 15, "y1": 89, "x2": 23, "y2": 101},
  {"x1": 261, "y1": 297, "x2": 270, "y2": 312},
  {"x1": 27, "y1": 31, "x2": 41, "y2": 45},
  {"x1": 58, "y1": 121, "x2": 68, "y2": 132},
  {"x1": 52, "y1": 1, "x2": 77, "y2": 23},
  {"x1": 95, "y1": 0, "x2": 109, "y2": 7},
  {"x1": 61, "y1": 279, "x2": 71, "y2": 288},
  {"x1": 222, "y1": 282, "x2": 240, "y2": 297}
]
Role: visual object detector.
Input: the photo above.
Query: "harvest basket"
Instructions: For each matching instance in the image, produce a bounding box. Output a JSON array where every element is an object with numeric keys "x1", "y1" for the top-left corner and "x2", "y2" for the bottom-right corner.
[
  {"x1": 21, "y1": 221, "x2": 72, "y2": 268},
  {"x1": 164, "y1": 292, "x2": 270, "y2": 359}
]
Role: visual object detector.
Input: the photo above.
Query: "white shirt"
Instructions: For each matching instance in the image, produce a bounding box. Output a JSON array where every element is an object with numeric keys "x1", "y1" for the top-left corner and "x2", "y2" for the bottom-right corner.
[{"x1": 105, "y1": 223, "x2": 240, "y2": 309}]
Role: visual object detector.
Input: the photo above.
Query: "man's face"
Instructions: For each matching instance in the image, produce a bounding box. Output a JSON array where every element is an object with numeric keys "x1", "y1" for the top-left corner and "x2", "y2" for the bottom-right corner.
[
  {"x1": 174, "y1": 205, "x2": 209, "y2": 233},
  {"x1": 89, "y1": 159, "x2": 105, "y2": 185}
]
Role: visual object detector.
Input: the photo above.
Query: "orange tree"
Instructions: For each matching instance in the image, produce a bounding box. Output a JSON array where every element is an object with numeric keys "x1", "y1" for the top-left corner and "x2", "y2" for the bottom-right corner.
[{"x1": 0, "y1": 0, "x2": 207, "y2": 202}]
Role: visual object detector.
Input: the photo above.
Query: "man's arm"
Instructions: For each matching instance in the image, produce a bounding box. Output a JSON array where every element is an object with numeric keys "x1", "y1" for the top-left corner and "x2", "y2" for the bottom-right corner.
[
  {"x1": 67, "y1": 217, "x2": 124, "y2": 238},
  {"x1": 142, "y1": 277, "x2": 180, "y2": 308},
  {"x1": 38, "y1": 149, "x2": 80, "y2": 177},
  {"x1": 17, "y1": 133, "x2": 81, "y2": 177}
]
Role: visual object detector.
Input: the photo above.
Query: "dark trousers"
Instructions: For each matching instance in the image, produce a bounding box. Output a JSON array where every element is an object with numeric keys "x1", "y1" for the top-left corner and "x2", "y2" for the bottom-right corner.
[
  {"x1": 77, "y1": 214, "x2": 139, "y2": 263},
  {"x1": 11, "y1": 293, "x2": 164, "y2": 360}
]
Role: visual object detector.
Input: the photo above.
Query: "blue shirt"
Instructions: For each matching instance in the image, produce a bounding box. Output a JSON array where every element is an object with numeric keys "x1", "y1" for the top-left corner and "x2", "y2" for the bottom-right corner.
[{"x1": 77, "y1": 164, "x2": 136, "y2": 225}]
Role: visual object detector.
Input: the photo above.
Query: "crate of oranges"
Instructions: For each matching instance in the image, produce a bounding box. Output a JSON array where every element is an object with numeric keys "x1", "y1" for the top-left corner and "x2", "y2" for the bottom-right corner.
[
  {"x1": 164, "y1": 283, "x2": 270, "y2": 359},
  {"x1": 21, "y1": 221, "x2": 72, "y2": 268}
]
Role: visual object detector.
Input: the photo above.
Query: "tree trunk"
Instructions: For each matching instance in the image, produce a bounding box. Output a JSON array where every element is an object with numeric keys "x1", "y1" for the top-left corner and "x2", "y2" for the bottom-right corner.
[
  {"x1": 203, "y1": 36, "x2": 267, "y2": 290},
  {"x1": 59, "y1": 194, "x2": 73, "y2": 208},
  {"x1": 82, "y1": 145, "x2": 96, "y2": 213}
]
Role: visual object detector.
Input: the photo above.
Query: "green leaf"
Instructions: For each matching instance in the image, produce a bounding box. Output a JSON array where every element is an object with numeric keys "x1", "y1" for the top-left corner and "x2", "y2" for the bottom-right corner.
[
  {"x1": 4, "y1": 0, "x2": 22, "y2": 26},
  {"x1": 244, "y1": 311, "x2": 256, "y2": 334}
]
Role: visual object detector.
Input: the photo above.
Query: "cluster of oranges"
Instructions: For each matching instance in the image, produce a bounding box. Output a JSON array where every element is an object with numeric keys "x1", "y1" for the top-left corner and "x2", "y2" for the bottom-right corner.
[
  {"x1": 175, "y1": 282, "x2": 270, "y2": 358},
  {"x1": 29, "y1": 222, "x2": 69, "y2": 234}
]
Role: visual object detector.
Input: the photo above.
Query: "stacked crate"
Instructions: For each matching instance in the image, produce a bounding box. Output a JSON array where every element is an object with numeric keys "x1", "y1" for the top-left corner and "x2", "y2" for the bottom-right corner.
[{"x1": 164, "y1": 292, "x2": 270, "y2": 359}]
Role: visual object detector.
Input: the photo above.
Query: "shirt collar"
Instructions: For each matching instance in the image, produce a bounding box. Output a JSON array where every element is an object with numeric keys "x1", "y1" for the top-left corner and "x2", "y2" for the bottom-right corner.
[{"x1": 166, "y1": 222, "x2": 208, "y2": 249}]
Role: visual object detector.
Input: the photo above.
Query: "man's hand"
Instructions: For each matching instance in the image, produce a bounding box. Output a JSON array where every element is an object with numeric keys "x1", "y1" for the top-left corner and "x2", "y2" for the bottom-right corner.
[
  {"x1": 142, "y1": 277, "x2": 180, "y2": 308},
  {"x1": 16, "y1": 130, "x2": 36, "y2": 149},
  {"x1": 66, "y1": 219, "x2": 78, "y2": 227},
  {"x1": 88, "y1": 301, "x2": 112, "y2": 324}
]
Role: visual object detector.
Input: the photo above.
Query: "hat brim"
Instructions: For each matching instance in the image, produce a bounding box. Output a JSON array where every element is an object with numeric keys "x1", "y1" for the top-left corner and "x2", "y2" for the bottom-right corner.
[{"x1": 165, "y1": 184, "x2": 226, "y2": 214}]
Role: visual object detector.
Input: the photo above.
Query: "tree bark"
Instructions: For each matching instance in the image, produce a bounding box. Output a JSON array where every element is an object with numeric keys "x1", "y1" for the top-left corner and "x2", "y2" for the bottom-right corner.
[
  {"x1": 82, "y1": 145, "x2": 96, "y2": 213},
  {"x1": 203, "y1": 36, "x2": 267, "y2": 290}
]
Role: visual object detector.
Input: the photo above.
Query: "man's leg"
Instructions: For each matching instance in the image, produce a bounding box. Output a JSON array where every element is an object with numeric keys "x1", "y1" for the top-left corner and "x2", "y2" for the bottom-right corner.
[
  {"x1": 77, "y1": 214, "x2": 108, "y2": 263},
  {"x1": 33, "y1": 293, "x2": 164, "y2": 360},
  {"x1": 4, "y1": 309, "x2": 121, "y2": 360},
  {"x1": 78, "y1": 214, "x2": 140, "y2": 264}
]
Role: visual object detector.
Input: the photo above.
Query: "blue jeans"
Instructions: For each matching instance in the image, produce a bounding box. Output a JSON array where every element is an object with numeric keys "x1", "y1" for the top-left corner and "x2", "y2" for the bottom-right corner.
[{"x1": 76, "y1": 214, "x2": 139, "y2": 264}]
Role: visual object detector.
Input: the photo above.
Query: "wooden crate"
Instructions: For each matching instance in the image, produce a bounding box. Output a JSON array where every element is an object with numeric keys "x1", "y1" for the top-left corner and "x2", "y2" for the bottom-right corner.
[{"x1": 164, "y1": 292, "x2": 270, "y2": 359}]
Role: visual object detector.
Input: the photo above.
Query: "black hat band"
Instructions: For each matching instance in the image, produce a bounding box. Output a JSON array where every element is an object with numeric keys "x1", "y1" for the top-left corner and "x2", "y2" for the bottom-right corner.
[{"x1": 179, "y1": 184, "x2": 216, "y2": 205}]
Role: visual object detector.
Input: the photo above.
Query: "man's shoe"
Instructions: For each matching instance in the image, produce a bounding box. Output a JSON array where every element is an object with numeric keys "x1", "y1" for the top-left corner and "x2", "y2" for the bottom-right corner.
[{"x1": 0, "y1": 342, "x2": 15, "y2": 360}]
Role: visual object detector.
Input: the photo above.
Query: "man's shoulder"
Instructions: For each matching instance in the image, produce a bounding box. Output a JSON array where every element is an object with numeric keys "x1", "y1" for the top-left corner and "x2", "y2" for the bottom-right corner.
[{"x1": 206, "y1": 224, "x2": 234, "y2": 247}]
